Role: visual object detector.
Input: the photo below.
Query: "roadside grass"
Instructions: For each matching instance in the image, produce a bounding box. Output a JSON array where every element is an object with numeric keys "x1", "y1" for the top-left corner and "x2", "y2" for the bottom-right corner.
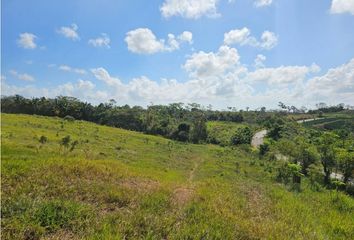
[{"x1": 1, "y1": 113, "x2": 353, "y2": 239}]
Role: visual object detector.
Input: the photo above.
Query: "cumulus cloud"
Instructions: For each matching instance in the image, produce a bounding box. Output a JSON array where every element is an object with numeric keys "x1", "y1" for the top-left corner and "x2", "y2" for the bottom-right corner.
[
  {"x1": 9, "y1": 70, "x2": 35, "y2": 82},
  {"x1": 178, "y1": 31, "x2": 193, "y2": 44},
  {"x1": 183, "y1": 45, "x2": 241, "y2": 78},
  {"x1": 224, "y1": 28, "x2": 278, "y2": 50},
  {"x1": 247, "y1": 63, "x2": 321, "y2": 85},
  {"x1": 59, "y1": 65, "x2": 87, "y2": 75},
  {"x1": 88, "y1": 33, "x2": 111, "y2": 48},
  {"x1": 91, "y1": 68, "x2": 122, "y2": 87},
  {"x1": 160, "y1": 0, "x2": 220, "y2": 19},
  {"x1": 254, "y1": 54, "x2": 266, "y2": 68},
  {"x1": 125, "y1": 28, "x2": 193, "y2": 54},
  {"x1": 330, "y1": 0, "x2": 354, "y2": 15},
  {"x1": 254, "y1": 0, "x2": 273, "y2": 8},
  {"x1": 57, "y1": 24, "x2": 80, "y2": 41},
  {"x1": 76, "y1": 79, "x2": 95, "y2": 91},
  {"x1": 305, "y1": 59, "x2": 354, "y2": 103},
  {"x1": 17, "y1": 33, "x2": 37, "y2": 49},
  {"x1": 4, "y1": 40, "x2": 353, "y2": 109}
]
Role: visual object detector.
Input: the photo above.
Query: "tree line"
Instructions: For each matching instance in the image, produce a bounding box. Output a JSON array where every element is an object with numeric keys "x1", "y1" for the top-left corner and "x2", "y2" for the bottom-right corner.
[{"x1": 1, "y1": 95, "x2": 245, "y2": 144}]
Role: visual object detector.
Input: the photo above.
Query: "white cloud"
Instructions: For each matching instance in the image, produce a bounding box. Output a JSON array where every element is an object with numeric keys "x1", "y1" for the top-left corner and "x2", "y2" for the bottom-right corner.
[
  {"x1": 254, "y1": 54, "x2": 266, "y2": 68},
  {"x1": 160, "y1": 0, "x2": 220, "y2": 19},
  {"x1": 125, "y1": 28, "x2": 193, "y2": 54},
  {"x1": 254, "y1": 0, "x2": 273, "y2": 8},
  {"x1": 183, "y1": 45, "x2": 241, "y2": 78},
  {"x1": 9, "y1": 70, "x2": 35, "y2": 82},
  {"x1": 330, "y1": 0, "x2": 354, "y2": 15},
  {"x1": 4, "y1": 40, "x2": 353, "y2": 109},
  {"x1": 178, "y1": 31, "x2": 193, "y2": 44},
  {"x1": 88, "y1": 33, "x2": 111, "y2": 48},
  {"x1": 17, "y1": 33, "x2": 37, "y2": 49},
  {"x1": 260, "y1": 31, "x2": 278, "y2": 50},
  {"x1": 305, "y1": 59, "x2": 354, "y2": 103},
  {"x1": 77, "y1": 79, "x2": 95, "y2": 90},
  {"x1": 91, "y1": 68, "x2": 123, "y2": 88},
  {"x1": 247, "y1": 63, "x2": 320, "y2": 85},
  {"x1": 1, "y1": 79, "x2": 105, "y2": 104},
  {"x1": 58, "y1": 65, "x2": 87, "y2": 75},
  {"x1": 224, "y1": 27, "x2": 278, "y2": 50},
  {"x1": 57, "y1": 24, "x2": 80, "y2": 41},
  {"x1": 1, "y1": 75, "x2": 6, "y2": 81}
]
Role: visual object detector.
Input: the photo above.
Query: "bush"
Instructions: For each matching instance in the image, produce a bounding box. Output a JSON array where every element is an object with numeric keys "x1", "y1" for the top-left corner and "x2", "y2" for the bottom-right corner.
[
  {"x1": 259, "y1": 143, "x2": 270, "y2": 157},
  {"x1": 33, "y1": 200, "x2": 92, "y2": 233},
  {"x1": 231, "y1": 127, "x2": 252, "y2": 145},
  {"x1": 39, "y1": 135, "x2": 47, "y2": 144}
]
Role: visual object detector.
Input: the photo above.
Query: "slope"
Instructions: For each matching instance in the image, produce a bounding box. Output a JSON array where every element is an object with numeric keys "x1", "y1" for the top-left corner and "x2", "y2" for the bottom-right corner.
[{"x1": 1, "y1": 114, "x2": 353, "y2": 239}]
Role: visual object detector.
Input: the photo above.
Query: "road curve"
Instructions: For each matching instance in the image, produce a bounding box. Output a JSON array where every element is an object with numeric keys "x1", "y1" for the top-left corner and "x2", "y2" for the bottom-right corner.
[{"x1": 251, "y1": 130, "x2": 267, "y2": 148}]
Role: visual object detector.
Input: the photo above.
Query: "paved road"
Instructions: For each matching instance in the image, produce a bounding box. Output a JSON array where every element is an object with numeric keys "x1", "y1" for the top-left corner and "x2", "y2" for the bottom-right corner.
[
  {"x1": 251, "y1": 130, "x2": 267, "y2": 148},
  {"x1": 296, "y1": 118, "x2": 324, "y2": 123}
]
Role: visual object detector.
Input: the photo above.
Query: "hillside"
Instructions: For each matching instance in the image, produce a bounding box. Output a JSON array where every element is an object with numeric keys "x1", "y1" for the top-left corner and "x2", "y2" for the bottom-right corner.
[{"x1": 1, "y1": 114, "x2": 354, "y2": 239}]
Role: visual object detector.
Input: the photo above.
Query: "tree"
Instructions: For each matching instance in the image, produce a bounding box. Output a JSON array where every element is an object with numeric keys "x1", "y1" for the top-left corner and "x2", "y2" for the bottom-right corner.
[
  {"x1": 231, "y1": 127, "x2": 253, "y2": 145},
  {"x1": 296, "y1": 141, "x2": 319, "y2": 175},
  {"x1": 337, "y1": 150, "x2": 354, "y2": 184},
  {"x1": 317, "y1": 133, "x2": 338, "y2": 185},
  {"x1": 276, "y1": 163, "x2": 303, "y2": 191},
  {"x1": 308, "y1": 164, "x2": 323, "y2": 191},
  {"x1": 190, "y1": 114, "x2": 207, "y2": 143},
  {"x1": 259, "y1": 143, "x2": 270, "y2": 157},
  {"x1": 172, "y1": 123, "x2": 190, "y2": 142}
]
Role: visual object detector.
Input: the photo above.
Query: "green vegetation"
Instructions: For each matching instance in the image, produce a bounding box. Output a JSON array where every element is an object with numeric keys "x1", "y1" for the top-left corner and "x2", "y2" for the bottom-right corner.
[
  {"x1": 206, "y1": 121, "x2": 251, "y2": 146},
  {"x1": 2, "y1": 113, "x2": 354, "y2": 239}
]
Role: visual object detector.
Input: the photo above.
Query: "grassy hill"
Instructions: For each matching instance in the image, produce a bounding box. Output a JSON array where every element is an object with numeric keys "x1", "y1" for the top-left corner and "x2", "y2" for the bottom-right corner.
[{"x1": 1, "y1": 114, "x2": 354, "y2": 239}]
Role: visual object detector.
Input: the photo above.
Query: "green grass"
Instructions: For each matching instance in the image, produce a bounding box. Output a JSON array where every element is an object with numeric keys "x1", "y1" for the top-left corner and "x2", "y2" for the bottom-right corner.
[{"x1": 1, "y1": 113, "x2": 354, "y2": 239}]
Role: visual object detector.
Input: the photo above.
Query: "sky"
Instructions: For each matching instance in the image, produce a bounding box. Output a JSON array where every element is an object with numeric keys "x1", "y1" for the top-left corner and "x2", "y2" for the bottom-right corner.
[{"x1": 1, "y1": 0, "x2": 354, "y2": 109}]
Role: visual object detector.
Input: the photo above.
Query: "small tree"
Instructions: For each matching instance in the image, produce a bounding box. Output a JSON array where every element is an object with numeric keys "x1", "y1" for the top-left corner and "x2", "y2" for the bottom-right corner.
[
  {"x1": 332, "y1": 180, "x2": 345, "y2": 201},
  {"x1": 39, "y1": 135, "x2": 48, "y2": 144},
  {"x1": 337, "y1": 150, "x2": 354, "y2": 184},
  {"x1": 259, "y1": 143, "x2": 270, "y2": 158},
  {"x1": 37, "y1": 135, "x2": 48, "y2": 153},
  {"x1": 276, "y1": 163, "x2": 303, "y2": 191},
  {"x1": 308, "y1": 164, "x2": 323, "y2": 191},
  {"x1": 317, "y1": 132, "x2": 337, "y2": 185},
  {"x1": 60, "y1": 135, "x2": 71, "y2": 155},
  {"x1": 288, "y1": 163, "x2": 303, "y2": 191}
]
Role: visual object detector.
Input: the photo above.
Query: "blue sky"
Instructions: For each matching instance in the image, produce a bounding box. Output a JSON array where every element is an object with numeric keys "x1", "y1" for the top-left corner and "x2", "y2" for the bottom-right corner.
[{"x1": 2, "y1": 0, "x2": 354, "y2": 109}]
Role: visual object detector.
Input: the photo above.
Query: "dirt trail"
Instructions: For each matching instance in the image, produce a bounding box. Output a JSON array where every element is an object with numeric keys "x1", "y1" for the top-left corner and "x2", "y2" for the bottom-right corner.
[
  {"x1": 188, "y1": 161, "x2": 199, "y2": 183},
  {"x1": 172, "y1": 157, "x2": 202, "y2": 206}
]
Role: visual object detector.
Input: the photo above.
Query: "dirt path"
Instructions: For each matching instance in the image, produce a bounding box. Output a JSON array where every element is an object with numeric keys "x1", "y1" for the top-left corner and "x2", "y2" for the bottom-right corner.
[
  {"x1": 251, "y1": 130, "x2": 267, "y2": 148},
  {"x1": 188, "y1": 161, "x2": 199, "y2": 183},
  {"x1": 172, "y1": 157, "x2": 202, "y2": 206}
]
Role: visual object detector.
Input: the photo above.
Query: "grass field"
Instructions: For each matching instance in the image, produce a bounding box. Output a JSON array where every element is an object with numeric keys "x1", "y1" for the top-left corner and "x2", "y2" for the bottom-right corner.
[
  {"x1": 1, "y1": 114, "x2": 354, "y2": 239},
  {"x1": 301, "y1": 112, "x2": 354, "y2": 131}
]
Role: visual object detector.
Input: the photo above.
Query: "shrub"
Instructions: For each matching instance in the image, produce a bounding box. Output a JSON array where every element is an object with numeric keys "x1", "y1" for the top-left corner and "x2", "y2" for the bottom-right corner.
[
  {"x1": 231, "y1": 127, "x2": 252, "y2": 145},
  {"x1": 39, "y1": 135, "x2": 47, "y2": 144},
  {"x1": 259, "y1": 143, "x2": 270, "y2": 157},
  {"x1": 33, "y1": 200, "x2": 92, "y2": 233}
]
